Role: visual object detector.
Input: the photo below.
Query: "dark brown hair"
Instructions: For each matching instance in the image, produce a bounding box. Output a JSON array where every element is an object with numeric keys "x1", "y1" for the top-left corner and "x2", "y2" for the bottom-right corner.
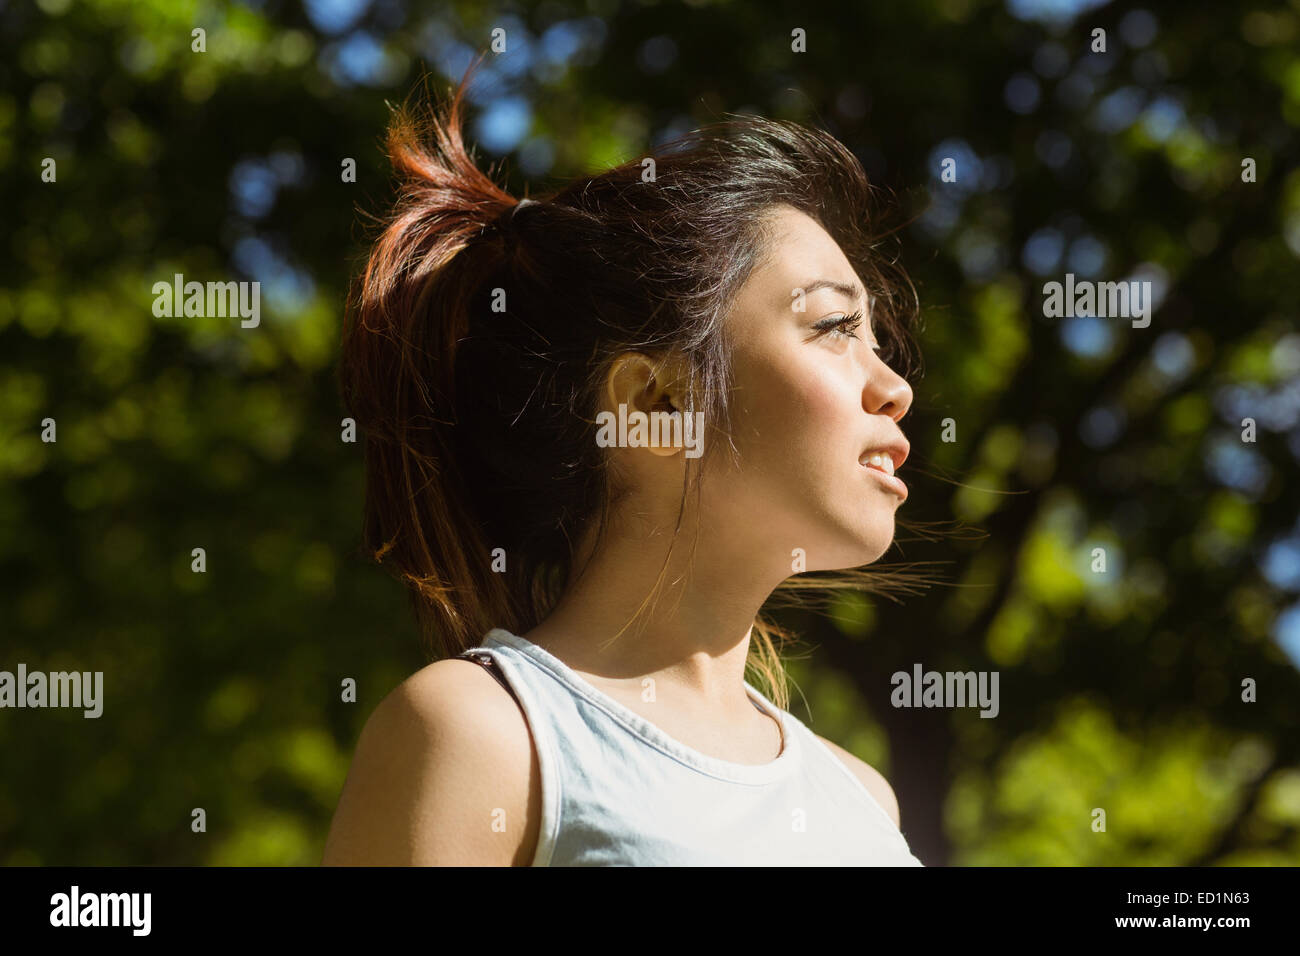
[{"x1": 339, "y1": 59, "x2": 930, "y2": 710}]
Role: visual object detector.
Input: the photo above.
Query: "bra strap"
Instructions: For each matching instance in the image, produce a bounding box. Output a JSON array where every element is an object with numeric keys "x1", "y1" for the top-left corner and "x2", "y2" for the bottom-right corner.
[{"x1": 458, "y1": 649, "x2": 520, "y2": 705}]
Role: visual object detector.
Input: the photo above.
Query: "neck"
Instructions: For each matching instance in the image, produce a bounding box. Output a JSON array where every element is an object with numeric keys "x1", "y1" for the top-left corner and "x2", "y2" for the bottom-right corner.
[{"x1": 522, "y1": 515, "x2": 789, "y2": 718}]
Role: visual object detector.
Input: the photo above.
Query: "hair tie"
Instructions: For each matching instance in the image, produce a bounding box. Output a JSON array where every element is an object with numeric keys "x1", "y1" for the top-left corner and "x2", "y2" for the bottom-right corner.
[
  {"x1": 499, "y1": 197, "x2": 538, "y2": 226},
  {"x1": 485, "y1": 197, "x2": 538, "y2": 248}
]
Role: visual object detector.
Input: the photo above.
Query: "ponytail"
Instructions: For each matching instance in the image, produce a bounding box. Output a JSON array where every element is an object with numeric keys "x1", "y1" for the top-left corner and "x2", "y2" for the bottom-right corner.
[{"x1": 339, "y1": 60, "x2": 529, "y2": 658}]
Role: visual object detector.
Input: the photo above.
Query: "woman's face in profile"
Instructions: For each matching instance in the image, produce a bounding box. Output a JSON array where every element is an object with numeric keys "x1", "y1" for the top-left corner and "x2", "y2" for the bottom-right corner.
[{"x1": 702, "y1": 203, "x2": 914, "y2": 575}]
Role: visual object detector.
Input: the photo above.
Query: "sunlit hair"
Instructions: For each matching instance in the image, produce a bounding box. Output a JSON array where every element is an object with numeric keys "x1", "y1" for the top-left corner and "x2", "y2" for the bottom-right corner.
[{"x1": 339, "y1": 56, "x2": 942, "y2": 710}]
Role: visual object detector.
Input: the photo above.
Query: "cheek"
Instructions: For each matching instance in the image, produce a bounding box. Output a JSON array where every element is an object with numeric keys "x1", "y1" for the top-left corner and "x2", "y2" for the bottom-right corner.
[{"x1": 731, "y1": 349, "x2": 857, "y2": 473}]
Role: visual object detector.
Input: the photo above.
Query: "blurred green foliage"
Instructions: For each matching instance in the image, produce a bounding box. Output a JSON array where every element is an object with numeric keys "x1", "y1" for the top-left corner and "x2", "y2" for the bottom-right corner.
[{"x1": 2, "y1": 0, "x2": 1298, "y2": 865}]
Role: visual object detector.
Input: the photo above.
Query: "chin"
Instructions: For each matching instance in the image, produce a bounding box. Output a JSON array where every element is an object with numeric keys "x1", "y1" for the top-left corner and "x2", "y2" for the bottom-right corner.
[
  {"x1": 849, "y1": 519, "x2": 898, "y2": 563},
  {"x1": 809, "y1": 526, "x2": 895, "y2": 571},
  {"x1": 854, "y1": 539, "x2": 895, "y2": 567}
]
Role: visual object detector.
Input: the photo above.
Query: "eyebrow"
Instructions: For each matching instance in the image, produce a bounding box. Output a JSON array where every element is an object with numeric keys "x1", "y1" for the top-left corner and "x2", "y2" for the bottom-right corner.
[{"x1": 790, "y1": 278, "x2": 870, "y2": 312}]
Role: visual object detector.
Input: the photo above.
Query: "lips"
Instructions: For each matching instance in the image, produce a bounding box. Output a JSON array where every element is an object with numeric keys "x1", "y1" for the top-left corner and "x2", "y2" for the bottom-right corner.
[
  {"x1": 859, "y1": 441, "x2": 909, "y2": 474},
  {"x1": 860, "y1": 440, "x2": 910, "y2": 501}
]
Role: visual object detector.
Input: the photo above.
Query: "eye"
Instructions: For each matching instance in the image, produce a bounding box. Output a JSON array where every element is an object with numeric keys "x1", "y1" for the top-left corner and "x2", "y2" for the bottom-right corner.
[{"x1": 812, "y1": 310, "x2": 875, "y2": 345}]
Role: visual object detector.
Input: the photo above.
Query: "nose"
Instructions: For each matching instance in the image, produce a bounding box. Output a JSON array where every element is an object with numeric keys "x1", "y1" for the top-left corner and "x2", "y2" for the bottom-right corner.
[{"x1": 864, "y1": 356, "x2": 913, "y2": 423}]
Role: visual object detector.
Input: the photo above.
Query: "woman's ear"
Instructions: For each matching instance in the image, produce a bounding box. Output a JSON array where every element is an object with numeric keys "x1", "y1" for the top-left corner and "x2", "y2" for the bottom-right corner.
[
  {"x1": 603, "y1": 352, "x2": 688, "y2": 416},
  {"x1": 601, "y1": 351, "x2": 692, "y2": 459}
]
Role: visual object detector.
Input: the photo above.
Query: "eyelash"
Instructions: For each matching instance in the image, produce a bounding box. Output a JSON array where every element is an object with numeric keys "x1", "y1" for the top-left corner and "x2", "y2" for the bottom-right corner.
[{"x1": 813, "y1": 310, "x2": 880, "y2": 350}]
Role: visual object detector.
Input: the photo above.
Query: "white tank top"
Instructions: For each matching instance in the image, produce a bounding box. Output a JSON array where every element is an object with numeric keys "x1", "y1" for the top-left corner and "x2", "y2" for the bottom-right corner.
[{"x1": 461, "y1": 628, "x2": 924, "y2": 866}]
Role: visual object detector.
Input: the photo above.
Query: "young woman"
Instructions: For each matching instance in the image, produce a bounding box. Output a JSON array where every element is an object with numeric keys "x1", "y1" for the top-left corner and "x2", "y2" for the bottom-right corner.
[{"x1": 323, "y1": 63, "x2": 926, "y2": 866}]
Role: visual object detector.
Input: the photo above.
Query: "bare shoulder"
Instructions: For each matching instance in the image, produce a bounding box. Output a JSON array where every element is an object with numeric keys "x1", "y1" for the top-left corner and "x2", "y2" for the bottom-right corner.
[
  {"x1": 321, "y1": 657, "x2": 540, "y2": 866},
  {"x1": 815, "y1": 734, "x2": 901, "y2": 829}
]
